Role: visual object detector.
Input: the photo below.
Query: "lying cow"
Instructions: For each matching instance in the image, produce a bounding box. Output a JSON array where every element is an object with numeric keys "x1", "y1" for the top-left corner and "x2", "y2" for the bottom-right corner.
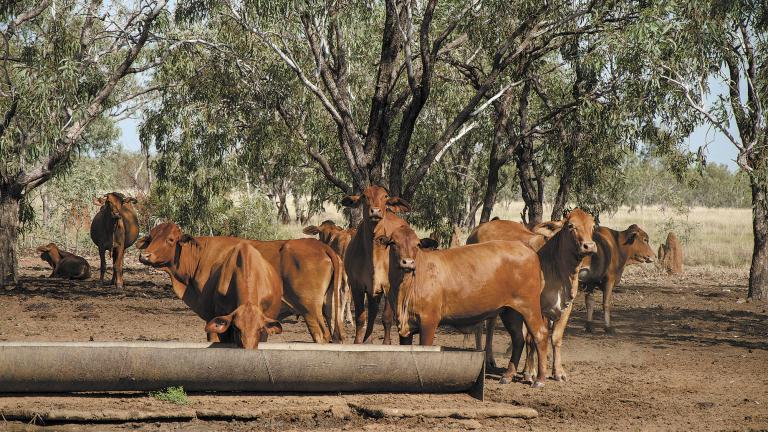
[
  {"x1": 137, "y1": 223, "x2": 283, "y2": 348},
  {"x1": 90, "y1": 192, "x2": 139, "y2": 288},
  {"x1": 303, "y1": 220, "x2": 357, "y2": 323},
  {"x1": 36, "y1": 243, "x2": 91, "y2": 280},
  {"x1": 382, "y1": 224, "x2": 550, "y2": 387},
  {"x1": 579, "y1": 224, "x2": 655, "y2": 334}
]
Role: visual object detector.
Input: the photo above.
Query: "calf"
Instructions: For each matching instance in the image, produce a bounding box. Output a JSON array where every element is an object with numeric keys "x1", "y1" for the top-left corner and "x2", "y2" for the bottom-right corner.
[
  {"x1": 137, "y1": 223, "x2": 283, "y2": 348},
  {"x1": 90, "y1": 192, "x2": 139, "y2": 288},
  {"x1": 579, "y1": 224, "x2": 655, "y2": 334},
  {"x1": 383, "y1": 224, "x2": 550, "y2": 387},
  {"x1": 36, "y1": 243, "x2": 90, "y2": 280}
]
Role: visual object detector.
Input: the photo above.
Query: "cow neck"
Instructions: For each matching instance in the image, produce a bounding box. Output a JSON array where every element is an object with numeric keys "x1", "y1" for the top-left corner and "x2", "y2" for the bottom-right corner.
[
  {"x1": 168, "y1": 239, "x2": 202, "y2": 288},
  {"x1": 395, "y1": 269, "x2": 418, "y2": 337},
  {"x1": 539, "y1": 228, "x2": 582, "y2": 286},
  {"x1": 613, "y1": 228, "x2": 631, "y2": 267},
  {"x1": 47, "y1": 247, "x2": 63, "y2": 265}
]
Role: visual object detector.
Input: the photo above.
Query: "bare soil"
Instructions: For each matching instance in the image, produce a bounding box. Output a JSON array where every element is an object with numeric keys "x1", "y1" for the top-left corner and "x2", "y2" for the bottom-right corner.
[{"x1": 1, "y1": 255, "x2": 767, "y2": 431}]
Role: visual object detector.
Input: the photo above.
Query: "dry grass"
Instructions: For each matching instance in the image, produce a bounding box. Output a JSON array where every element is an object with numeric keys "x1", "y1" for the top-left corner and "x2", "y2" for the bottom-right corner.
[{"x1": 290, "y1": 201, "x2": 753, "y2": 269}]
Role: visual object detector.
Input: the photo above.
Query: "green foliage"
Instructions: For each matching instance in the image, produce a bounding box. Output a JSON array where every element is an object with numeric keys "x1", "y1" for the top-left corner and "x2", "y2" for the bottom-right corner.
[
  {"x1": 218, "y1": 195, "x2": 287, "y2": 241},
  {"x1": 149, "y1": 386, "x2": 189, "y2": 405}
]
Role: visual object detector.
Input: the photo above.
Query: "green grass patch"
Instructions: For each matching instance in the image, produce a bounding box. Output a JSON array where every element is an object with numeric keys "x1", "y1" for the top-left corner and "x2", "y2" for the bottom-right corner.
[{"x1": 149, "y1": 386, "x2": 189, "y2": 405}]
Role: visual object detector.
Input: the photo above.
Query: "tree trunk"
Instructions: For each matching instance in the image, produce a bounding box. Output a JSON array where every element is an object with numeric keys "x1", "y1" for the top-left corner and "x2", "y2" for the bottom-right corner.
[
  {"x1": 480, "y1": 158, "x2": 503, "y2": 224},
  {"x1": 0, "y1": 194, "x2": 20, "y2": 288},
  {"x1": 552, "y1": 138, "x2": 575, "y2": 221},
  {"x1": 276, "y1": 191, "x2": 291, "y2": 225},
  {"x1": 515, "y1": 139, "x2": 543, "y2": 225},
  {"x1": 748, "y1": 175, "x2": 768, "y2": 300}
]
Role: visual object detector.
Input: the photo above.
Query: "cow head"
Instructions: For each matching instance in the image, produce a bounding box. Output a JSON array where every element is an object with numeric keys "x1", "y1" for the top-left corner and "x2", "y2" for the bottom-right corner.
[
  {"x1": 205, "y1": 303, "x2": 282, "y2": 349},
  {"x1": 563, "y1": 209, "x2": 597, "y2": 256},
  {"x1": 379, "y1": 225, "x2": 435, "y2": 273},
  {"x1": 302, "y1": 220, "x2": 341, "y2": 244},
  {"x1": 136, "y1": 222, "x2": 194, "y2": 268},
  {"x1": 341, "y1": 186, "x2": 411, "y2": 224},
  {"x1": 93, "y1": 192, "x2": 135, "y2": 220},
  {"x1": 36, "y1": 243, "x2": 60, "y2": 267},
  {"x1": 623, "y1": 224, "x2": 655, "y2": 264}
]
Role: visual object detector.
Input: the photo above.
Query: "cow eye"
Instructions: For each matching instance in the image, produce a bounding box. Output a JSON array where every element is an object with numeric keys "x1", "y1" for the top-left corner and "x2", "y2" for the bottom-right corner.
[{"x1": 568, "y1": 223, "x2": 575, "y2": 230}]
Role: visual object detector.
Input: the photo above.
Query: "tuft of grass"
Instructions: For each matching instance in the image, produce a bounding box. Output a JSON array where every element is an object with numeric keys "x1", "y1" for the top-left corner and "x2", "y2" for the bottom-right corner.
[{"x1": 149, "y1": 386, "x2": 189, "y2": 405}]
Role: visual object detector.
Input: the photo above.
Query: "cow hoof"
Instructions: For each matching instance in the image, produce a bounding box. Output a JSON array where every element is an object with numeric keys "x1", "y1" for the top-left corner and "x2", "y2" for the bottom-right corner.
[
  {"x1": 605, "y1": 327, "x2": 617, "y2": 336},
  {"x1": 499, "y1": 376, "x2": 513, "y2": 385},
  {"x1": 551, "y1": 373, "x2": 567, "y2": 382},
  {"x1": 522, "y1": 373, "x2": 534, "y2": 384},
  {"x1": 530, "y1": 381, "x2": 545, "y2": 389}
]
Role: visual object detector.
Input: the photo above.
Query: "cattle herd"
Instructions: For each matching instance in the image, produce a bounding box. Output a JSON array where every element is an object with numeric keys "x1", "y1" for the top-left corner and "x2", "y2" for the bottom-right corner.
[{"x1": 37, "y1": 188, "x2": 656, "y2": 387}]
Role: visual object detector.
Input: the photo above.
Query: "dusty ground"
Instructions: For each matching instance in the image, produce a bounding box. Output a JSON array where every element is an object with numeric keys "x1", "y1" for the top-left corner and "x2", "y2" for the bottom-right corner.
[{"x1": 1, "y1": 255, "x2": 767, "y2": 431}]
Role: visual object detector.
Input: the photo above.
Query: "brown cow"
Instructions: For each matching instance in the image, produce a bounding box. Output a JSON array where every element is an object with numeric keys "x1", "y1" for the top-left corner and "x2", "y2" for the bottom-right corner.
[
  {"x1": 90, "y1": 192, "x2": 139, "y2": 288},
  {"x1": 579, "y1": 224, "x2": 655, "y2": 334},
  {"x1": 303, "y1": 220, "x2": 357, "y2": 323},
  {"x1": 466, "y1": 212, "x2": 593, "y2": 382},
  {"x1": 36, "y1": 243, "x2": 91, "y2": 280},
  {"x1": 341, "y1": 186, "x2": 411, "y2": 344},
  {"x1": 382, "y1": 224, "x2": 550, "y2": 387},
  {"x1": 136, "y1": 223, "x2": 283, "y2": 348},
  {"x1": 245, "y1": 237, "x2": 344, "y2": 343}
]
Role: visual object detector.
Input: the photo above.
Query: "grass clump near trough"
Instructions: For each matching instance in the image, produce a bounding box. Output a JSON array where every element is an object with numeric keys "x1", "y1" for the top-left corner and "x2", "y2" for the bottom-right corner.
[{"x1": 150, "y1": 386, "x2": 190, "y2": 405}]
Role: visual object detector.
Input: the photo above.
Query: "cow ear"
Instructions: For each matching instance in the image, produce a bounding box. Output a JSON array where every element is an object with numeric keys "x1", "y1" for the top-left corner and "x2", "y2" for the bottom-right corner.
[
  {"x1": 135, "y1": 235, "x2": 150, "y2": 249},
  {"x1": 419, "y1": 238, "x2": 439, "y2": 250},
  {"x1": 386, "y1": 197, "x2": 411, "y2": 213},
  {"x1": 178, "y1": 234, "x2": 196, "y2": 246},
  {"x1": 341, "y1": 195, "x2": 361, "y2": 208},
  {"x1": 93, "y1": 196, "x2": 105, "y2": 206},
  {"x1": 264, "y1": 318, "x2": 282, "y2": 335},
  {"x1": 205, "y1": 315, "x2": 233, "y2": 334},
  {"x1": 625, "y1": 230, "x2": 637, "y2": 245},
  {"x1": 303, "y1": 225, "x2": 320, "y2": 236},
  {"x1": 36, "y1": 245, "x2": 50, "y2": 253},
  {"x1": 126, "y1": 197, "x2": 138, "y2": 204}
]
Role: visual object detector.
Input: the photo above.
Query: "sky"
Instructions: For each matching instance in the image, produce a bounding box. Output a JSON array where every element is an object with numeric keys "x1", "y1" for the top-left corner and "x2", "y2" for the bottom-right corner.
[{"x1": 117, "y1": 83, "x2": 741, "y2": 171}]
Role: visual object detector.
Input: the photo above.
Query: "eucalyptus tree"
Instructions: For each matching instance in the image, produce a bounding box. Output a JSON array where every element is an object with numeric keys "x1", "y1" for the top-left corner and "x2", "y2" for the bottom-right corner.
[
  {"x1": 209, "y1": 0, "x2": 611, "y2": 203},
  {"x1": 646, "y1": 0, "x2": 767, "y2": 299},
  {"x1": 0, "y1": 0, "x2": 170, "y2": 286}
]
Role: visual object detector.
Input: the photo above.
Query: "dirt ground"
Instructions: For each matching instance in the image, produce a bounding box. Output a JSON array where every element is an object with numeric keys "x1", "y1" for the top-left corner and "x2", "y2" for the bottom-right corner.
[{"x1": 1, "y1": 255, "x2": 767, "y2": 431}]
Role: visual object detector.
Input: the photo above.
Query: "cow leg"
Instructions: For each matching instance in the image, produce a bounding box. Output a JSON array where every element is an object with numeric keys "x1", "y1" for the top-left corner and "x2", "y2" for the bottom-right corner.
[
  {"x1": 382, "y1": 300, "x2": 393, "y2": 345},
  {"x1": 304, "y1": 306, "x2": 331, "y2": 343},
  {"x1": 516, "y1": 307, "x2": 549, "y2": 388},
  {"x1": 522, "y1": 331, "x2": 536, "y2": 384},
  {"x1": 585, "y1": 288, "x2": 596, "y2": 333},
  {"x1": 112, "y1": 246, "x2": 125, "y2": 288},
  {"x1": 603, "y1": 281, "x2": 616, "y2": 335},
  {"x1": 342, "y1": 279, "x2": 354, "y2": 324},
  {"x1": 498, "y1": 309, "x2": 525, "y2": 384},
  {"x1": 351, "y1": 284, "x2": 367, "y2": 344},
  {"x1": 551, "y1": 302, "x2": 574, "y2": 381},
  {"x1": 362, "y1": 293, "x2": 382, "y2": 344},
  {"x1": 418, "y1": 318, "x2": 438, "y2": 346},
  {"x1": 484, "y1": 317, "x2": 498, "y2": 370},
  {"x1": 474, "y1": 323, "x2": 483, "y2": 351},
  {"x1": 98, "y1": 248, "x2": 106, "y2": 284}
]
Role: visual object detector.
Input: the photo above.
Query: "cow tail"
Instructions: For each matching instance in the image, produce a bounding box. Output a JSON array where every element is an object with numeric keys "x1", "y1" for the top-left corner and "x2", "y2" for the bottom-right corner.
[{"x1": 328, "y1": 249, "x2": 344, "y2": 343}]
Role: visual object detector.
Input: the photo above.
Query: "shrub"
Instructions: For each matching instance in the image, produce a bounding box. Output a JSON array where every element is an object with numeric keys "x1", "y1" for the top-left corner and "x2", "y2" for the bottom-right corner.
[{"x1": 149, "y1": 386, "x2": 189, "y2": 405}]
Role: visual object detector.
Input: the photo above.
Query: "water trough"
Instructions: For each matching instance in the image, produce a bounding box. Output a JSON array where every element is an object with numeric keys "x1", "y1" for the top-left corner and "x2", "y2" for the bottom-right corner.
[{"x1": 0, "y1": 342, "x2": 485, "y2": 399}]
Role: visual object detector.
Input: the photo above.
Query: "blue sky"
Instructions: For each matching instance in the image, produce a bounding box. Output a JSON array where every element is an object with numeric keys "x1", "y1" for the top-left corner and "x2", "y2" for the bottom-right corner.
[{"x1": 117, "y1": 85, "x2": 741, "y2": 171}]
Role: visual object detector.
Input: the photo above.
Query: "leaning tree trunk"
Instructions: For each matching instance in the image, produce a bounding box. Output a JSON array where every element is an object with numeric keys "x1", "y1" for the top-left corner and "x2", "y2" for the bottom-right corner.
[
  {"x1": 748, "y1": 175, "x2": 768, "y2": 300},
  {"x1": 0, "y1": 193, "x2": 20, "y2": 288},
  {"x1": 515, "y1": 140, "x2": 544, "y2": 225}
]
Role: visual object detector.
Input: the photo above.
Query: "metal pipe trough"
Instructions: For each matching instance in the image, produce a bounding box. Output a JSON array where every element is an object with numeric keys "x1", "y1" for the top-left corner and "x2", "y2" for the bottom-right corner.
[{"x1": 0, "y1": 342, "x2": 485, "y2": 399}]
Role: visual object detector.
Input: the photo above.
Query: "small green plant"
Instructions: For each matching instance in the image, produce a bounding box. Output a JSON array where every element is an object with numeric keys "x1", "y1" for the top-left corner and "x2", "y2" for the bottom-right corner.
[{"x1": 149, "y1": 386, "x2": 189, "y2": 405}]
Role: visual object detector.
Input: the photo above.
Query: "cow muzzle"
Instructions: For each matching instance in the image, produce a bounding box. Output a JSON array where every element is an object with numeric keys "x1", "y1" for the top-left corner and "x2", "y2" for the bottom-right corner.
[
  {"x1": 368, "y1": 207, "x2": 383, "y2": 221},
  {"x1": 138, "y1": 252, "x2": 154, "y2": 265},
  {"x1": 581, "y1": 241, "x2": 597, "y2": 254},
  {"x1": 399, "y1": 258, "x2": 416, "y2": 272}
]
